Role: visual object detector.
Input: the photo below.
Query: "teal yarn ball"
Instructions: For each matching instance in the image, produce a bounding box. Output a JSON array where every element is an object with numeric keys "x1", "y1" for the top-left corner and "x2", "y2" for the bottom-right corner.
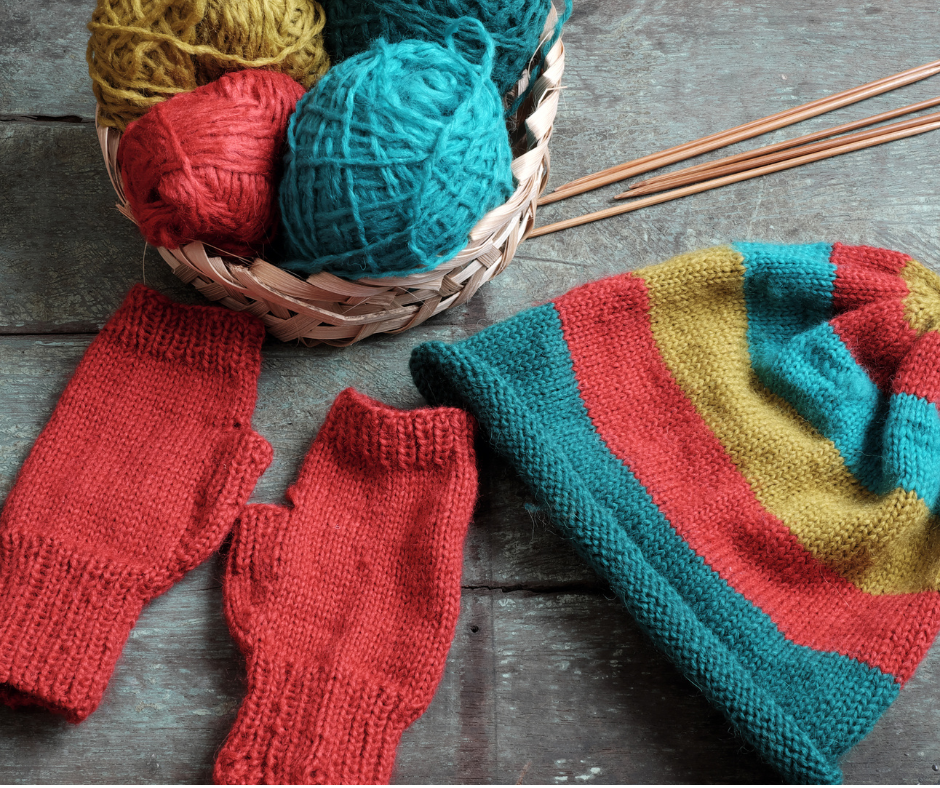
[
  {"x1": 278, "y1": 19, "x2": 515, "y2": 280},
  {"x1": 323, "y1": 0, "x2": 553, "y2": 97}
]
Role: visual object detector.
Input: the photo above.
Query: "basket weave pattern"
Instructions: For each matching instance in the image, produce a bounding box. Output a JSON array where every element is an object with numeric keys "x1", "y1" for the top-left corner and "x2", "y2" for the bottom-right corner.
[{"x1": 97, "y1": 6, "x2": 565, "y2": 346}]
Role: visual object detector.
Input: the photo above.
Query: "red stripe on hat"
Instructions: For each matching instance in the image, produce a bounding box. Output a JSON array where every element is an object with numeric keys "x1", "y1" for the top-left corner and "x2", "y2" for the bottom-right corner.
[
  {"x1": 829, "y1": 243, "x2": 916, "y2": 391},
  {"x1": 894, "y1": 329, "x2": 940, "y2": 403},
  {"x1": 555, "y1": 271, "x2": 940, "y2": 683},
  {"x1": 830, "y1": 300, "x2": 917, "y2": 391},
  {"x1": 831, "y1": 243, "x2": 910, "y2": 310}
]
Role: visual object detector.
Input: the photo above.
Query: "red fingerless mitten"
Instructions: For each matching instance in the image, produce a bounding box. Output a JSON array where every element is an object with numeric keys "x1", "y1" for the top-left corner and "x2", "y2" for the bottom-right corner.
[
  {"x1": 0, "y1": 285, "x2": 272, "y2": 722},
  {"x1": 214, "y1": 389, "x2": 477, "y2": 785}
]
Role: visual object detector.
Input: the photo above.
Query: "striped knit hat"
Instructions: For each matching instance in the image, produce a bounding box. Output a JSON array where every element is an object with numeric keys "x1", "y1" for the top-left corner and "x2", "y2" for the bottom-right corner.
[{"x1": 410, "y1": 242, "x2": 940, "y2": 785}]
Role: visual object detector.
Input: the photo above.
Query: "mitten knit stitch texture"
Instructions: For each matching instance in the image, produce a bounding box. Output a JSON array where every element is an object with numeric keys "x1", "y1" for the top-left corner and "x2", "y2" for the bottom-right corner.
[
  {"x1": 0, "y1": 285, "x2": 272, "y2": 722},
  {"x1": 214, "y1": 388, "x2": 476, "y2": 785},
  {"x1": 410, "y1": 243, "x2": 940, "y2": 784}
]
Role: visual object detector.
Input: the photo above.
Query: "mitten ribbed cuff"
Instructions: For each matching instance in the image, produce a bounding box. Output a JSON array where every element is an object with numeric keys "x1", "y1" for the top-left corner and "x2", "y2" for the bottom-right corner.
[
  {"x1": 214, "y1": 661, "x2": 417, "y2": 785},
  {"x1": 102, "y1": 284, "x2": 266, "y2": 377},
  {"x1": 316, "y1": 387, "x2": 475, "y2": 469},
  {"x1": 0, "y1": 533, "x2": 150, "y2": 722}
]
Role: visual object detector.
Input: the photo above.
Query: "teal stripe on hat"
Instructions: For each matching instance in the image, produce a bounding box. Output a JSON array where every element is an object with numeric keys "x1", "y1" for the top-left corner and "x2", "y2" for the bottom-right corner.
[
  {"x1": 736, "y1": 241, "x2": 940, "y2": 509},
  {"x1": 885, "y1": 392, "x2": 940, "y2": 510},
  {"x1": 755, "y1": 318, "x2": 888, "y2": 491},
  {"x1": 736, "y1": 241, "x2": 837, "y2": 354},
  {"x1": 411, "y1": 302, "x2": 898, "y2": 784},
  {"x1": 737, "y1": 241, "x2": 886, "y2": 490}
]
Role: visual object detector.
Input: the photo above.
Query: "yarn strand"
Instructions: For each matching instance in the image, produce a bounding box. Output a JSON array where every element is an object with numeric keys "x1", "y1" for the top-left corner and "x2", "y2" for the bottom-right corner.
[
  {"x1": 278, "y1": 25, "x2": 514, "y2": 279},
  {"x1": 88, "y1": 0, "x2": 329, "y2": 130},
  {"x1": 117, "y1": 69, "x2": 306, "y2": 255},
  {"x1": 323, "y1": 0, "x2": 553, "y2": 97}
]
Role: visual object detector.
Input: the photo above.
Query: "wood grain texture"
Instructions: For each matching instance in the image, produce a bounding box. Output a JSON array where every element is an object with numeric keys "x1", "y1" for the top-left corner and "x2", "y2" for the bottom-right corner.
[
  {"x1": 2, "y1": 0, "x2": 940, "y2": 783},
  {"x1": 0, "y1": 1, "x2": 97, "y2": 119},
  {"x1": 0, "y1": 124, "x2": 199, "y2": 334}
]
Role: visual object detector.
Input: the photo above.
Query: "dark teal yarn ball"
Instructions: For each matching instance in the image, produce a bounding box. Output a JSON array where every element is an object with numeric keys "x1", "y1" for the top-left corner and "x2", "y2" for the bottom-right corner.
[
  {"x1": 323, "y1": 0, "x2": 553, "y2": 97},
  {"x1": 277, "y1": 20, "x2": 515, "y2": 280}
]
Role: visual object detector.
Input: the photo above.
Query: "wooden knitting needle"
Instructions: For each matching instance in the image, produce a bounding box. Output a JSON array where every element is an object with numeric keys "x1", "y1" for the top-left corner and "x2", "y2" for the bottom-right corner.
[
  {"x1": 539, "y1": 58, "x2": 940, "y2": 205},
  {"x1": 622, "y1": 108, "x2": 940, "y2": 197},
  {"x1": 545, "y1": 58, "x2": 940, "y2": 198},
  {"x1": 632, "y1": 95, "x2": 940, "y2": 193},
  {"x1": 526, "y1": 115, "x2": 940, "y2": 239}
]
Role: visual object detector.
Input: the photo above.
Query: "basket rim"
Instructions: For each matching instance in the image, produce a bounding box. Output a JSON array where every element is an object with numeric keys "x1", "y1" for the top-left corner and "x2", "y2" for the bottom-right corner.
[{"x1": 97, "y1": 4, "x2": 566, "y2": 346}]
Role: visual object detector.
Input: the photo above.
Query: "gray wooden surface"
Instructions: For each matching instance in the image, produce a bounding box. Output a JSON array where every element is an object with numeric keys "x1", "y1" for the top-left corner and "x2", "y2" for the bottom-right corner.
[{"x1": 2, "y1": 0, "x2": 940, "y2": 783}]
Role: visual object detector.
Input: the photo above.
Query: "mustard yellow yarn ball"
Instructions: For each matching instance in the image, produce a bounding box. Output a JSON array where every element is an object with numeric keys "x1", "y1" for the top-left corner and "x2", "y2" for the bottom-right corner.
[{"x1": 88, "y1": 0, "x2": 330, "y2": 131}]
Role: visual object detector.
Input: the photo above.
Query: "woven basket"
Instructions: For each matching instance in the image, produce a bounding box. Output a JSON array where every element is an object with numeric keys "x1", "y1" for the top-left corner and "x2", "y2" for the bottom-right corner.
[{"x1": 97, "y1": 5, "x2": 565, "y2": 346}]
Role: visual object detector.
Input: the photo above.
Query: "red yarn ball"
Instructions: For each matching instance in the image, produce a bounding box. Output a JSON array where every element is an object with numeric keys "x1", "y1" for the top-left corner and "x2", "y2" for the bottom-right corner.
[{"x1": 118, "y1": 69, "x2": 306, "y2": 257}]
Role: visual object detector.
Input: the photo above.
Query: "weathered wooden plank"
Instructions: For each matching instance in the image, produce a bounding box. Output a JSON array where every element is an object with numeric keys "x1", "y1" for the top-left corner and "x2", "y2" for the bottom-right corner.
[
  {"x1": 474, "y1": 446, "x2": 602, "y2": 590},
  {"x1": 0, "y1": 123, "x2": 199, "y2": 334},
  {"x1": 3, "y1": 579, "x2": 933, "y2": 784},
  {"x1": 397, "y1": 590, "x2": 500, "y2": 784},
  {"x1": 843, "y1": 642, "x2": 940, "y2": 785},
  {"x1": 488, "y1": 591, "x2": 940, "y2": 785},
  {"x1": 0, "y1": 1, "x2": 97, "y2": 119},
  {"x1": 528, "y1": 0, "x2": 940, "y2": 279},
  {"x1": 490, "y1": 591, "x2": 781, "y2": 784},
  {"x1": 548, "y1": 0, "x2": 940, "y2": 189}
]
